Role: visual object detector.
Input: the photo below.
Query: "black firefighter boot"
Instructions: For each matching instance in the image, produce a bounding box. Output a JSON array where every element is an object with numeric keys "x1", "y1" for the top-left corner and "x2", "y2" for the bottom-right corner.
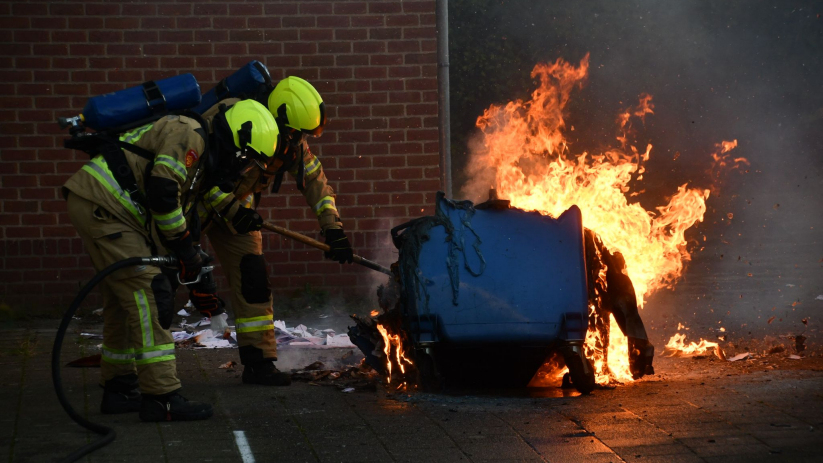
[
  {"x1": 240, "y1": 345, "x2": 291, "y2": 386},
  {"x1": 139, "y1": 390, "x2": 213, "y2": 422},
  {"x1": 628, "y1": 337, "x2": 656, "y2": 379},
  {"x1": 101, "y1": 373, "x2": 141, "y2": 414}
]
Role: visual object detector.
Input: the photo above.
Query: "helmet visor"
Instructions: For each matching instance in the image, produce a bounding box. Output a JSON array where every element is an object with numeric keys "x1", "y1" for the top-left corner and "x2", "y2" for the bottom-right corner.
[{"x1": 303, "y1": 102, "x2": 326, "y2": 137}]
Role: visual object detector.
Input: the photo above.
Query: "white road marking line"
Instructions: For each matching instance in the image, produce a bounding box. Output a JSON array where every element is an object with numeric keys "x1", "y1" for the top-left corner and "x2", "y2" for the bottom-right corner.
[{"x1": 233, "y1": 430, "x2": 256, "y2": 463}]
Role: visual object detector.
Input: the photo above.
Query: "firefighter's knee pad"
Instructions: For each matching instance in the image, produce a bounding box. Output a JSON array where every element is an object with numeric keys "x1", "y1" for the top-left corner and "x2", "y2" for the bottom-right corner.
[
  {"x1": 239, "y1": 254, "x2": 271, "y2": 304},
  {"x1": 151, "y1": 274, "x2": 174, "y2": 329}
]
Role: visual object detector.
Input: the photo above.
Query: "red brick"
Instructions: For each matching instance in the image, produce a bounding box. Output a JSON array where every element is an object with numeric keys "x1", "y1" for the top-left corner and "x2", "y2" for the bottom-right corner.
[
  {"x1": 336, "y1": 55, "x2": 369, "y2": 67},
  {"x1": 318, "y1": 15, "x2": 350, "y2": 28},
  {"x1": 140, "y1": 17, "x2": 174, "y2": 29},
  {"x1": 177, "y1": 17, "x2": 212, "y2": 29},
  {"x1": 286, "y1": 15, "x2": 316, "y2": 28},
  {"x1": 68, "y1": 17, "x2": 104, "y2": 30},
  {"x1": 370, "y1": 54, "x2": 403, "y2": 66},
  {"x1": 354, "y1": 67, "x2": 388, "y2": 79},
  {"x1": 12, "y1": 2, "x2": 48, "y2": 16},
  {"x1": 302, "y1": 55, "x2": 334, "y2": 67},
  {"x1": 369, "y1": 28, "x2": 402, "y2": 40},
  {"x1": 108, "y1": 69, "x2": 144, "y2": 82},
  {"x1": 121, "y1": 57, "x2": 156, "y2": 70},
  {"x1": 420, "y1": 13, "x2": 436, "y2": 25},
  {"x1": 90, "y1": 30, "x2": 123, "y2": 43},
  {"x1": 196, "y1": 56, "x2": 229, "y2": 68},
  {"x1": 107, "y1": 44, "x2": 142, "y2": 56},
  {"x1": 157, "y1": 4, "x2": 192, "y2": 16},
  {"x1": 407, "y1": 78, "x2": 438, "y2": 91},
  {"x1": 105, "y1": 17, "x2": 139, "y2": 29},
  {"x1": 335, "y1": 2, "x2": 368, "y2": 14},
  {"x1": 195, "y1": 30, "x2": 228, "y2": 42},
  {"x1": 264, "y1": 3, "x2": 298, "y2": 15},
  {"x1": 351, "y1": 15, "x2": 384, "y2": 27},
  {"x1": 248, "y1": 16, "x2": 281, "y2": 29},
  {"x1": 284, "y1": 42, "x2": 316, "y2": 55},
  {"x1": 159, "y1": 31, "x2": 193, "y2": 42},
  {"x1": 122, "y1": 4, "x2": 156, "y2": 16},
  {"x1": 160, "y1": 57, "x2": 194, "y2": 69},
  {"x1": 194, "y1": 4, "x2": 227, "y2": 16},
  {"x1": 215, "y1": 43, "x2": 247, "y2": 55},
  {"x1": 14, "y1": 30, "x2": 50, "y2": 43},
  {"x1": 355, "y1": 169, "x2": 390, "y2": 181},
  {"x1": 408, "y1": 154, "x2": 439, "y2": 166},
  {"x1": 51, "y1": 30, "x2": 89, "y2": 43},
  {"x1": 387, "y1": 14, "x2": 420, "y2": 27},
  {"x1": 335, "y1": 28, "x2": 368, "y2": 41},
  {"x1": 3, "y1": 44, "x2": 32, "y2": 56},
  {"x1": 123, "y1": 30, "x2": 158, "y2": 42}
]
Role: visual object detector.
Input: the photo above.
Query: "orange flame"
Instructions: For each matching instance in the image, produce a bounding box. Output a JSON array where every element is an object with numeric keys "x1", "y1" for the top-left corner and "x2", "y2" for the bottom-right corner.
[
  {"x1": 465, "y1": 55, "x2": 739, "y2": 384},
  {"x1": 665, "y1": 331, "x2": 725, "y2": 359},
  {"x1": 376, "y1": 323, "x2": 413, "y2": 383}
]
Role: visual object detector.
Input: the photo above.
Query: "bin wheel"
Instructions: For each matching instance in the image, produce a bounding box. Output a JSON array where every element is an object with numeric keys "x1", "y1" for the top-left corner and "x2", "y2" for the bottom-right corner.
[
  {"x1": 561, "y1": 346, "x2": 596, "y2": 394},
  {"x1": 415, "y1": 350, "x2": 443, "y2": 392}
]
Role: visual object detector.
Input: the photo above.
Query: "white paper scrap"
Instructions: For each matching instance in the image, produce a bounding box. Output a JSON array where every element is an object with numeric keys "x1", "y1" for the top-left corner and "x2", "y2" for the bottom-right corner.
[
  {"x1": 326, "y1": 334, "x2": 356, "y2": 348},
  {"x1": 788, "y1": 354, "x2": 802, "y2": 360},
  {"x1": 177, "y1": 309, "x2": 192, "y2": 317},
  {"x1": 173, "y1": 331, "x2": 195, "y2": 342},
  {"x1": 342, "y1": 387, "x2": 355, "y2": 393},
  {"x1": 728, "y1": 352, "x2": 752, "y2": 362},
  {"x1": 816, "y1": 295, "x2": 823, "y2": 301}
]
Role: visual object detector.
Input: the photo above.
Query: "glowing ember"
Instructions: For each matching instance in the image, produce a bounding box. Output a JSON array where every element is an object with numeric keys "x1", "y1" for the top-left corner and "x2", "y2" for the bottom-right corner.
[
  {"x1": 665, "y1": 332, "x2": 725, "y2": 360},
  {"x1": 465, "y1": 54, "x2": 743, "y2": 384},
  {"x1": 370, "y1": 310, "x2": 379, "y2": 317},
  {"x1": 376, "y1": 323, "x2": 413, "y2": 383}
]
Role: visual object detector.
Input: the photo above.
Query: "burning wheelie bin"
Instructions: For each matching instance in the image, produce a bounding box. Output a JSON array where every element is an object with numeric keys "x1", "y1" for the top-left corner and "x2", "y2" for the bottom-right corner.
[{"x1": 390, "y1": 192, "x2": 596, "y2": 393}]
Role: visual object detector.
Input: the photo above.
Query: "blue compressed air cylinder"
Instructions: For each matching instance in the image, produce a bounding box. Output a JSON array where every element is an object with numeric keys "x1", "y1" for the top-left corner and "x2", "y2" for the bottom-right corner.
[
  {"x1": 194, "y1": 60, "x2": 272, "y2": 114},
  {"x1": 81, "y1": 73, "x2": 201, "y2": 131}
]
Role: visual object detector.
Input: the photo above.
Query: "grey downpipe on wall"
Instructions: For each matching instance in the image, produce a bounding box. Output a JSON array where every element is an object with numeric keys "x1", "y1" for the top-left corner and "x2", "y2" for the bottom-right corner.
[{"x1": 436, "y1": 0, "x2": 453, "y2": 198}]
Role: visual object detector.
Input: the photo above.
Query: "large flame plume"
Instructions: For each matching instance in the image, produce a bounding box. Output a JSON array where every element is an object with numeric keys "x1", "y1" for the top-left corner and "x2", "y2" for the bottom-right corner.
[{"x1": 464, "y1": 54, "x2": 741, "y2": 384}]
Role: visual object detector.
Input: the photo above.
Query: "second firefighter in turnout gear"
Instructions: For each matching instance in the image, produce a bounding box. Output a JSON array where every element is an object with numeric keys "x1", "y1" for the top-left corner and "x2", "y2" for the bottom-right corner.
[
  {"x1": 63, "y1": 100, "x2": 283, "y2": 420},
  {"x1": 197, "y1": 77, "x2": 353, "y2": 385}
]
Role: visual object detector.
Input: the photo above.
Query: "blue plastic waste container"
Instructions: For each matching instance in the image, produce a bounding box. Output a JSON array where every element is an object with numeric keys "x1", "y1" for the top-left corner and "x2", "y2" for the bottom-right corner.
[{"x1": 392, "y1": 192, "x2": 595, "y2": 392}]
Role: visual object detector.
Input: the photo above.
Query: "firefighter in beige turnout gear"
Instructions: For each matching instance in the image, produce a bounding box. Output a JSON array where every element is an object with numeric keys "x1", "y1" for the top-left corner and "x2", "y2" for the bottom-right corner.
[
  {"x1": 64, "y1": 100, "x2": 281, "y2": 421},
  {"x1": 195, "y1": 77, "x2": 352, "y2": 386}
]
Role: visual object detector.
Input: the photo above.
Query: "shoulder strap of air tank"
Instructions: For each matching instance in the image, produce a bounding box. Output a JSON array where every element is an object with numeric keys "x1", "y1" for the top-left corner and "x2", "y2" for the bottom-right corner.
[{"x1": 98, "y1": 138, "x2": 150, "y2": 212}]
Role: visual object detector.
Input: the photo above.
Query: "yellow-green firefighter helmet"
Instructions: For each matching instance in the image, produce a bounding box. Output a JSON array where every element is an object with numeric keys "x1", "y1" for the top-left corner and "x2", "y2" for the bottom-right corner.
[
  {"x1": 267, "y1": 76, "x2": 326, "y2": 136},
  {"x1": 224, "y1": 99, "x2": 280, "y2": 158}
]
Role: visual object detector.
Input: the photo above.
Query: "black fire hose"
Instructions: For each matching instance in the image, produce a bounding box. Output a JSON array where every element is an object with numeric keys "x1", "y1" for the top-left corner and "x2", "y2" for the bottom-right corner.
[{"x1": 51, "y1": 255, "x2": 175, "y2": 463}]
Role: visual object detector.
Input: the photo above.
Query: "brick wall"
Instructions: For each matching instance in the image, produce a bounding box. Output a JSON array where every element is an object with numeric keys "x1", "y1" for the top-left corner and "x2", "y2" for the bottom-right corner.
[{"x1": 0, "y1": 0, "x2": 441, "y2": 313}]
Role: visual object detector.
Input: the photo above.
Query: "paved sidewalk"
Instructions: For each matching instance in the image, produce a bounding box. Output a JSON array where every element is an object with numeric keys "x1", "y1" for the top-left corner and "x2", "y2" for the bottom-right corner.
[{"x1": 2, "y1": 323, "x2": 822, "y2": 463}]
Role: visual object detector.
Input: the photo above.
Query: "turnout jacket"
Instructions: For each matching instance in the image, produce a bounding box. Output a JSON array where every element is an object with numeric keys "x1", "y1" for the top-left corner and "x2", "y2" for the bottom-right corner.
[
  {"x1": 63, "y1": 115, "x2": 207, "y2": 243},
  {"x1": 200, "y1": 100, "x2": 343, "y2": 233}
]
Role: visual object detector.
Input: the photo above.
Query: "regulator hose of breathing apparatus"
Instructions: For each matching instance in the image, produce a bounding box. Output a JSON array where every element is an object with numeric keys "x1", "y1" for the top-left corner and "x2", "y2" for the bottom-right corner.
[{"x1": 51, "y1": 255, "x2": 176, "y2": 463}]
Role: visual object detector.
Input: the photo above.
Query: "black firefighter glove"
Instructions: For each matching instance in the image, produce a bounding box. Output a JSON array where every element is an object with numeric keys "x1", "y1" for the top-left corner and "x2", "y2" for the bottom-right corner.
[
  {"x1": 231, "y1": 207, "x2": 264, "y2": 234},
  {"x1": 323, "y1": 228, "x2": 354, "y2": 264},
  {"x1": 189, "y1": 278, "x2": 225, "y2": 318},
  {"x1": 169, "y1": 232, "x2": 204, "y2": 284}
]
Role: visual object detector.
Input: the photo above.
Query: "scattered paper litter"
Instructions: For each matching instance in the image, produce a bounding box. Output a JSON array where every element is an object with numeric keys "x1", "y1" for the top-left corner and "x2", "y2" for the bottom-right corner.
[
  {"x1": 80, "y1": 333, "x2": 103, "y2": 340},
  {"x1": 218, "y1": 361, "x2": 237, "y2": 369},
  {"x1": 92, "y1": 308, "x2": 104, "y2": 316},
  {"x1": 788, "y1": 354, "x2": 802, "y2": 360},
  {"x1": 341, "y1": 387, "x2": 355, "y2": 393},
  {"x1": 177, "y1": 308, "x2": 191, "y2": 317},
  {"x1": 786, "y1": 284, "x2": 795, "y2": 287},
  {"x1": 728, "y1": 352, "x2": 752, "y2": 362},
  {"x1": 274, "y1": 320, "x2": 357, "y2": 348},
  {"x1": 172, "y1": 331, "x2": 195, "y2": 342},
  {"x1": 816, "y1": 295, "x2": 823, "y2": 301},
  {"x1": 326, "y1": 334, "x2": 356, "y2": 348}
]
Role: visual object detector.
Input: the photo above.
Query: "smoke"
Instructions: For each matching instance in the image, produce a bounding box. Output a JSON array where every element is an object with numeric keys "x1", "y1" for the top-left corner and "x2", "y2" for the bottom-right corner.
[{"x1": 451, "y1": 0, "x2": 823, "y2": 345}]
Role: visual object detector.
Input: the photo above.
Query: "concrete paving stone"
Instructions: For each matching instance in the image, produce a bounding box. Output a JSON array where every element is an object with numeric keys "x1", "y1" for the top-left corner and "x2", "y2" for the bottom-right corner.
[
  {"x1": 677, "y1": 434, "x2": 764, "y2": 448},
  {"x1": 381, "y1": 433, "x2": 459, "y2": 449},
  {"x1": 390, "y1": 448, "x2": 471, "y2": 462},
  {"x1": 689, "y1": 442, "x2": 773, "y2": 458},
  {"x1": 617, "y1": 453, "x2": 705, "y2": 463},
  {"x1": 610, "y1": 443, "x2": 694, "y2": 457}
]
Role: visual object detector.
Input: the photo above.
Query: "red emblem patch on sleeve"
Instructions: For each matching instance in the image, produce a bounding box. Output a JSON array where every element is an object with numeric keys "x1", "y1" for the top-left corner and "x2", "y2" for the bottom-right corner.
[{"x1": 185, "y1": 149, "x2": 199, "y2": 168}]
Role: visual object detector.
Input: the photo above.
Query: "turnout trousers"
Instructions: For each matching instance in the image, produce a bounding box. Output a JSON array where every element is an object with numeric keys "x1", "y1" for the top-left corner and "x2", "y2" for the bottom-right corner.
[
  {"x1": 67, "y1": 193, "x2": 181, "y2": 395},
  {"x1": 206, "y1": 224, "x2": 277, "y2": 361}
]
